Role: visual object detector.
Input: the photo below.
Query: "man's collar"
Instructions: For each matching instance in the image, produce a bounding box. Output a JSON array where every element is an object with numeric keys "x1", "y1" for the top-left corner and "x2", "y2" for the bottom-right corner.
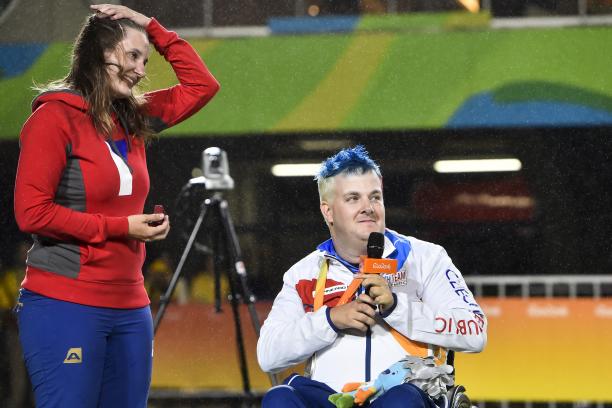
[
  {"x1": 316, "y1": 238, "x2": 359, "y2": 273},
  {"x1": 316, "y1": 230, "x2": 399, "y2": 273},
  {"x1": 382, "y1": 231, "x2": 397, "y2": 258}
]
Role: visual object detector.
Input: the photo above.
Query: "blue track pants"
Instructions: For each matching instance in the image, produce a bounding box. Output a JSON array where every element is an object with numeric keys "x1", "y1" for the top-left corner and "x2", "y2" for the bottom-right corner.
[
  {"x1": 262, "y1": 373, "x2": 438, "y2": 408},
  {"x1": 15, "y1": 289, "x2": 153, "y2": 408}
]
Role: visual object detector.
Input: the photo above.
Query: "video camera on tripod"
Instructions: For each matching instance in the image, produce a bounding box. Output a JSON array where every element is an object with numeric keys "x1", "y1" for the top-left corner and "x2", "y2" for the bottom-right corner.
[
  {"x1": 188, "y1": 147, "x2": 234, "y2": 191},
  {"x1": 153, "y1": 147, "x2": 270, "y2": 394}
]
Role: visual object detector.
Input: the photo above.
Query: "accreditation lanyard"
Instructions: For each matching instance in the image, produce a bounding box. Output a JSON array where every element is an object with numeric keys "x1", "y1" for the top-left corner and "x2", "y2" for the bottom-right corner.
[{"x1": 313, "y1": 258, "x2": 447, "y2": 365}]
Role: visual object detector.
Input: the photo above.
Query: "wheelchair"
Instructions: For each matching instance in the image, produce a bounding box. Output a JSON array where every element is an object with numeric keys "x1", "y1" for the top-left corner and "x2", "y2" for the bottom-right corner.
[
  {"x1": 436, "y1": 351, "x2": 474, "y2": 408},
  {"x1": 438, "y1": 384, "x2": 472, "y2": 408}
]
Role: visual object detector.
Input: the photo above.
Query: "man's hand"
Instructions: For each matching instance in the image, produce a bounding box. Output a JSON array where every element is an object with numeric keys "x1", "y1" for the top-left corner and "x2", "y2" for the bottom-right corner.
[
  {"x1": 127, "y1": 213, "x2": 170, "y2": 242},
  {"x1": 330, "y1": 294, "x2": 377, "y2": 333},
  {"x1": 356, "y1": 273, "x2": 394, "y2": 312}
]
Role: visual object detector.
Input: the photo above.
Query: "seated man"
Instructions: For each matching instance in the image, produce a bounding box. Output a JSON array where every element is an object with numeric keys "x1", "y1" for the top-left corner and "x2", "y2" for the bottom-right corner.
[{"x1": 257, "y1": 146, "x2": 487, "y2": 407}]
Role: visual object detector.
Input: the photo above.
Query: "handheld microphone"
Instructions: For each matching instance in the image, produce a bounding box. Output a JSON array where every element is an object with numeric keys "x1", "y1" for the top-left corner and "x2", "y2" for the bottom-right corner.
[
  {"x1": 360, "y1": 232, "x2": 397, "y2": 274},
  {"x1": 336, "y1": 232, "x2": 398, "y2": 306},
  {"x1": 367, "y1": 231, "x2": 384, "y2": 258}
]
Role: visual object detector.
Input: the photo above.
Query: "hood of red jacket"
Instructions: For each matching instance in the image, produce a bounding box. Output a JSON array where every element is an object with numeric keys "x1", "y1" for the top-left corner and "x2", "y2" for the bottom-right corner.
[{"x1": 32, "y1": 89, "x2": 88, "y2": 112}]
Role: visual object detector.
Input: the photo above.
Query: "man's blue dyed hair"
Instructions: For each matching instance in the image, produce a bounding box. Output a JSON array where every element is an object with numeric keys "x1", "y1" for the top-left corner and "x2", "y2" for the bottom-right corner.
[{"x1": 315, "y1": 145, "x2": 381, "y2": 181}]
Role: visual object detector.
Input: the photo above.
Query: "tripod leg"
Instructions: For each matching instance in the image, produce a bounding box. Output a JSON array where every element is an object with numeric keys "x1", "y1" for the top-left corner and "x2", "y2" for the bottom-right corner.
[
  {"x1": 206, "y1": 196, "x2": 251, "y2": 394},
  {"x1": 225, "y1": 262, "x2": 252, "y2": 395},
  {"x1": 218, "y1": 198, "x2": 280, "y2": 386},
  {"x1": 153, "y1": 199, "x2": 211, "y2": 334},
  {"x1": 218, "y1": 199, "x2": 262, "y2": 335},
  {"x1": 213, "y1": 234, "x2": 223, "y2": 313}
]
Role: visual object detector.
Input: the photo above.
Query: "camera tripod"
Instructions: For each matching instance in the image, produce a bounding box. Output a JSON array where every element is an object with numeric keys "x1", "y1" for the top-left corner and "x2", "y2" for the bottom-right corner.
[{"x1": 153, "y1": 191, "x2": 268, "y2": 395}]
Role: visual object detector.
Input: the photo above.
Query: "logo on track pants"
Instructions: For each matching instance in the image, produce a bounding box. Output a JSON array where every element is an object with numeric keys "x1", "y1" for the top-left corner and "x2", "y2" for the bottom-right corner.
[{"x1": 63, "y1": 347, "x2": 83, "y2": 364}]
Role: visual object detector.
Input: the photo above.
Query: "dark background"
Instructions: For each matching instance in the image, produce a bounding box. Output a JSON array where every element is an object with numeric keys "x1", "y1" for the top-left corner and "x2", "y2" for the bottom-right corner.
[
  {"x1": 2, "y1": 126, "x2": 611, "y2": 299},
  {"x1": 120, "y1": 0, "x2": 612, "y2": 27}
]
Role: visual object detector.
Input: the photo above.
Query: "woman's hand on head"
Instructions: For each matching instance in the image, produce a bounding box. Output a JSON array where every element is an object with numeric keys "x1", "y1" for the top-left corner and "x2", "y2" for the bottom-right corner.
[
  {"x1": 127, "y1": 214, "x2": 170, "y2": 242},
  {"x1": 90, "y1": 4, "x2": 152, "y2": 28}
]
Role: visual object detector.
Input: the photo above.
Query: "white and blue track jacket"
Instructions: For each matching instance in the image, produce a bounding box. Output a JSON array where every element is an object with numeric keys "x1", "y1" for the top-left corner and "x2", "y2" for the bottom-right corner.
[{"x1": 257, "y1": 229, "x2": 487, "y2": 392}]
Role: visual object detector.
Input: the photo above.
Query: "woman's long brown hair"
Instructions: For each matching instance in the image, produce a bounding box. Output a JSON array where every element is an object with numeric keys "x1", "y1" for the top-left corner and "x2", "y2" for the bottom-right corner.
[{"x1": 38, "y1": 15, "x2": 154, "y2": 141}]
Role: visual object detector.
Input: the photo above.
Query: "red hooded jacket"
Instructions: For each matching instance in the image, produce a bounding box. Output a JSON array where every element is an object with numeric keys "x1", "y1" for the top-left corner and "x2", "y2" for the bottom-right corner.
[{"x1": 14, "y1": 18, "x2": 219, "y2": 308}]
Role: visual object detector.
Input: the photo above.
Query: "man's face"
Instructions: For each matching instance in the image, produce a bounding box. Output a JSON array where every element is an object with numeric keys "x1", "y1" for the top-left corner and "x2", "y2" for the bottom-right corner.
[{"x1": 320, "y1": 171, "x2": 385, "y2": 251}]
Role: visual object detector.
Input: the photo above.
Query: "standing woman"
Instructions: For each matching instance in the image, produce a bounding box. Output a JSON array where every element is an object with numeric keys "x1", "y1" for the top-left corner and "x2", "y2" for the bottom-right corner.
[{"x1": 13, "y1": 4, "x2": 219, "y2": 407}]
